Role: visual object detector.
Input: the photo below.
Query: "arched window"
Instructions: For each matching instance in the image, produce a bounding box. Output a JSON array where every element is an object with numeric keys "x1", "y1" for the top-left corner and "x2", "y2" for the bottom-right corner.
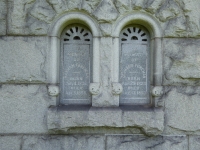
[
  {"x1": 119, "y1": 25, "x2": 150, "y2": 105},
  {"x1": 60, "y1": 24, "x2": 93, "y2": 105}
]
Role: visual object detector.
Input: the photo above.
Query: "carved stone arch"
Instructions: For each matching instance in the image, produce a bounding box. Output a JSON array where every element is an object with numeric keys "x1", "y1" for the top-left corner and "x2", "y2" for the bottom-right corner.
[
  {"x1": 112, "y1": 12, "x2": 163, "y2": 106},
  {"x1": 48, "y1": 12, "x2": 101, "y2": 105}
]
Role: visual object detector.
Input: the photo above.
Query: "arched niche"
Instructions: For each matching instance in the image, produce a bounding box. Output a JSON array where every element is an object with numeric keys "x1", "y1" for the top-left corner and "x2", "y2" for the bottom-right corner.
[
  {"x1": 48, "y1": 12, "x2": 101, "y2": 105},
  {"x1": 112, "y1": 12, "x2": 163, "y2": 106}
]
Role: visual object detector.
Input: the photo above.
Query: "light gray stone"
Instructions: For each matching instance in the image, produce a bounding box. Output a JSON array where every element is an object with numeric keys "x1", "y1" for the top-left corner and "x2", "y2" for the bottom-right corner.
[
  {"x1": 0, "y1": 85, "x2": 50, "y2": 133},
  {"x1": 46, "y1": 0, "x2": 68, "y2": 14},
  {"x1": 123, "y1": 108, "x2": 164, "y2": 135},
  {"x1": 155, "y1": 0, "x2": 180, "y2": 22},
  {"x1": 189, "y1": 136, "x2": 200, "y2": 150},
  {"x1": 47, "y1": 107, "x2": 164, "y2": 136},
  {"x1": 162, "y1": 0, "x2": 200, "y2": 37},
  {"x1": 29, "y1": 0, "x2": 56, "y2": 24},
  {"x1": 146, "y1": 0, "x2": 165, "y2": 14},
  {"x1": 67, "y1": 0, "x2": 82, "y2": 10},
  {"x1": 8, "y1": 0, "x2": 53, "y2": 35},
  {"x1": 114, "y1": 0, "x2": 131, "y2": 14},
  {"x1": 132, "y1": 0, "x2": 145, "y2": 10},
  {"x1": 93, "y1": 0, "x2": 119, "y2": 22},
  {"x1": 164, "y1": 86, "x2": 200, "y2": 134},
  {"x1": 0, "y1": 36, "x2": 48, "y2": 83},
  {"x1": 92, "y1": 38, "x2": 115, "y2": 107},
  {"x1": 0, "y1": 135, "x2": 21, "y2": 150},
  {"x1": 21, "y1": 135, "x2": 105, "y2": 150},
  {"x1": 0, "y1": 0, "x2": 7, "y2": 35},
  {"x1": 175, "y1": 0, "x2": 200, "y2": 37},
  {"x1": 82, "y1": 0, "x2": 100, "y2": 13},
  {"x1": 106, "y1": 135, "x2": 188, "y2": 150},
  {"x1": 163, "y1": 38, "x2": 200, "y2": 85},
  {"x1": 99, "y1": 23, "x2": 112, "y2": 36}
]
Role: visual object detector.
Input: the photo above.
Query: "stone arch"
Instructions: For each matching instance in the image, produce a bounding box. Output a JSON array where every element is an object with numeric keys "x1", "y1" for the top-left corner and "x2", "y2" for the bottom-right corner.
[
  {"x1": 111, "y1": 12, "x2": 163, "y2": 106},
  {"x1": 112, "y1": 12, "x2": 162, "y2": 38},
  {"x1": 48, "y1": 12, "x2": 101, "y2": 86},
  {"x1": 49, "y1": 12, "x2": 100, "y2": 37}
]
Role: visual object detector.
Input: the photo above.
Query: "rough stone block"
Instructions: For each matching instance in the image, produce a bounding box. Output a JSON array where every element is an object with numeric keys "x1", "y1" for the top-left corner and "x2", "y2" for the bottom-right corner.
[
  {"x1": 93, "y1": 0, "x2": 118, "y2": 22},
  {"x1": 92, "y1": 38, "x2": 115, "y2": 107},
  {"x1": 106, "y1": 135, "x2": 188, "y2": 150},
  {"x1": 46, "y1": 0, "x2": 68, "y2": 14},
  {"x1": 0, "y1": 0, "x2": 7, "y2": 35},
  {"x1": 114, "y1": 0, "x2": 131, "y2": 14},
  {"x1": 47, "y1": 106, "x2": 164, "y2": 136},
  {"x1": 0, "y1": 135, "x2": 21, "y2": 150},
  {"x1": 82, "y1": 0, "x2": 100, "y2": 13},
  {"x1": 8, "y1": 0, "x2": 54, "y2": 35},
  {"x1": 0, "y1": 85, "x2": 50, "y2": 133},
  {"x1": 162, "y1": 0, "x2": 200, "y2": 37},
  {"x1": 21, "y1": 135, "x2": 105, "y2": 150},
  {"x1": 123, "y1": 108, "x2": 164, "y2": 135},
  {"x1": 189, "y1": 136, "x2": 200, "y2": 150},
  {"x1": 0, "y1": 36, "x2": 48, "y2": 83},
  {"x1": 164, "y1": 86, "x2": 200, "y2": 134},
  {"x1": 163, "y1": 38, "x2": 200, "y2": 85}
]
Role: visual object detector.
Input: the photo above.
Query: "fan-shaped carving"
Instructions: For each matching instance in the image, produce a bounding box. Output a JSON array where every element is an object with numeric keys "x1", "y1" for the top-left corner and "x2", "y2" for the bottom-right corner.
[
  {"x1": 62, "y1": 26, "x2": 92, "y2": 43},
  {"x1": 120, "y1": 26, "x2": 148, "y2": 43}
]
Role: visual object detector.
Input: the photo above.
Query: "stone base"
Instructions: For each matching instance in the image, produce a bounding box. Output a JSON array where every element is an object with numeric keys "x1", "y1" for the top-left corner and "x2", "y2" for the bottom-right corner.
[{"x1": 47, "y1": 106, "x2": 164, "y2": 136}]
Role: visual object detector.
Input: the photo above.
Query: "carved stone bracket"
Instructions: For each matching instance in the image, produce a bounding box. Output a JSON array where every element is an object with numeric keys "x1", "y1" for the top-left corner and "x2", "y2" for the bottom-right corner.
[
  {"x1": 112, "y1": 83, "x2": 123, "y2": 95},
  {"x1": 89, "y1": 83, "x2": 101, "y2": 95},
  {"x1": 48, "y1": 85, "x2": 59, "y2": 97},
  {"x1": 151, "y1": 86, "x2": 163, "y2": 97},
  {"x1": 152, "y1": 86, "x2": 164, "y2": 107}
]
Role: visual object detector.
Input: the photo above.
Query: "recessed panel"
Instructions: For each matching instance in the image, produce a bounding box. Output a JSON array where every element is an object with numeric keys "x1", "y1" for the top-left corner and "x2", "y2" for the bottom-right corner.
[
  {"x1": 62, "y1": 44, "x2": 90, "y2": 104},
  {"x1": 120, "y1": 43, "x2": 150, "y2": 104}
]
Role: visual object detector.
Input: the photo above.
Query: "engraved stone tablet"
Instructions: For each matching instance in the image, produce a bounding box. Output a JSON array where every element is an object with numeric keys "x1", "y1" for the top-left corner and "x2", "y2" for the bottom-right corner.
[
  {"x1": 60, "y1": 25, "x2": 92, "y2": 105},
  {"x1": 63, "y1": 44, "x2": 90, "y2": 102},
  {"x1": 119, "y1": 26, "x2": 150, "y2": 104},
  {"x1": 120, "y1": 44, "x2": 150, "y2": 104}
]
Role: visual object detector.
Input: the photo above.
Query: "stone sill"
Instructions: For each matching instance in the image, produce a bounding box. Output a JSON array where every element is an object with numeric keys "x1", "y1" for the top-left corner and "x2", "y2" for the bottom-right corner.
[{"x1": 47, "y1": 105, "x2": 164, "y2": 136}]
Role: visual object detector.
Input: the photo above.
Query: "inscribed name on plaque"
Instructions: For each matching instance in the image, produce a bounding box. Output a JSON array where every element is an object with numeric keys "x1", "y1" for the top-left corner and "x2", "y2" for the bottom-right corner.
[
  {"x1": 63, "y1": 44, "x2": 90, "y2": 102},
  {"x1": 120, "y1": 44, "x2": 150, "y2": 104}
]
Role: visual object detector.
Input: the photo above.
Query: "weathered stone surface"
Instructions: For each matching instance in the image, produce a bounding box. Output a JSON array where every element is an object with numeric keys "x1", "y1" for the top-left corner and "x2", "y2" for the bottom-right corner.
[
  {"x1": 164, "y1": 86, "x2": 200, "y2": 134},
  {"x1": 0, "y1": 135, "x2": 21, "y2": 150},
  {"x1": 132, "y1": 0, "x2": 144, "y2": 10},
  {"x1": 82, "y1": 0, "x2": 100, "y2": 13},
  {"x1": 163, "y1": 38, "x2": 200, "y2": 85},
  {"x1": 106, "y1": 135, "x2": 188, "y2": 150},
  {"x1": 8, "y1": 0, "x2": 54, "y2": 35},
  {"x1": 162, "y1": 0, "x2": 200, "y2": 37},
  {"x1": 0, "y1": 36, "x2": 48, "y2": 83},
  {"x1": 99, "y1": 23, "x2": 112, "y2": 36},
  {"x1": 46, "y1": 0, "x2": 68, "y2": 14},
  {"x1": 93, "y1": 0, "x2": 118, "y2": 22},
  {"x1": 92, "y1": 38, "x2": 114, "y2": 107},
  {"x1": 0, "y1": 85, "x2": 50, "y2": 133},
  {"x1": 29, "y1": 0, "x2": 56, "y2": 23},
  {"x1": 21, "y1": 135, "x2": 105, "y2": 150},
  {"x1": 48, "y1": 107, "x2": 164, "y2": 136},
  {"x1": 189, "y1": 136, "x2": 200, "y2": 150},
  {"x1": 123, "y1": 108, "x2": 164, "y2": 135},
  {"x1": 114, "y1": 0, "x2": 131, "y2": 14},
  {"x1": 67, "y1": 0, "x2": 82, "y2": 10},
  {"x1": 0, "y1": 0, "x2": 7, "y2": 35}
]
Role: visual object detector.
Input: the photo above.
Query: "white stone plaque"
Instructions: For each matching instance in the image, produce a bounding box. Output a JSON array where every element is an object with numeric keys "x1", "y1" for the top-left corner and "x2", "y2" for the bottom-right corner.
[{"x1": 120, "y1": 43, "x2": 150, "y2": 104}]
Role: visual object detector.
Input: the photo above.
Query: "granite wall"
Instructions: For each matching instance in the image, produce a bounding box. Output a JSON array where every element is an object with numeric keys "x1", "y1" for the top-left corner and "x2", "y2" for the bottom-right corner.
[{"x1": 1, "y1": 0, "x2": 200, "y2": 149}]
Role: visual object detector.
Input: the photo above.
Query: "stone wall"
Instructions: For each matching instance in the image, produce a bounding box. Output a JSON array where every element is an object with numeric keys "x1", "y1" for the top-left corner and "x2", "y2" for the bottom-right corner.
[{"x1": 1, "y1": 0, "x2": 200, "y2": 149}]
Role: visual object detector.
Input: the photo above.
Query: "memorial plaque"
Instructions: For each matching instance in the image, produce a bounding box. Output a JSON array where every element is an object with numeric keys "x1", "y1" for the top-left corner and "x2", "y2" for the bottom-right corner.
[
  {"x1": 60, "y1": 25, "x2": 92, "y2": 105},
  {"x1": 62, "y1": 44, "x2": 90, "y2": 103},
  {"x1": 120, "y1": 43, "x2": 150, "y2": 104}
]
